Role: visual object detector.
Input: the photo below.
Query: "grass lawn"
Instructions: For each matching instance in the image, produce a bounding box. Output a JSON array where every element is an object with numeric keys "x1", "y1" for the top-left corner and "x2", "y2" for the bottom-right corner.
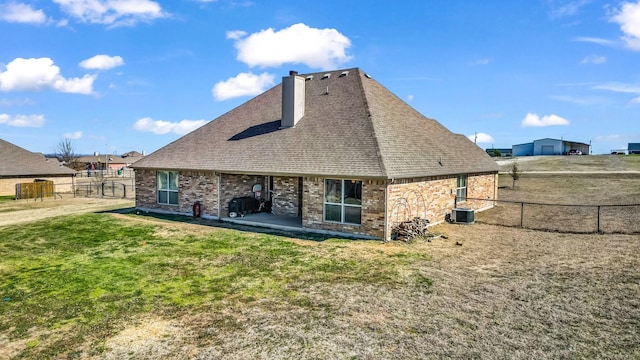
[
  {"x1": 1, "y1": 211, "x2": 639, "y2": 359},
  {"x1": 0, "y1": 213, "x2": 432, "y2": 359}
]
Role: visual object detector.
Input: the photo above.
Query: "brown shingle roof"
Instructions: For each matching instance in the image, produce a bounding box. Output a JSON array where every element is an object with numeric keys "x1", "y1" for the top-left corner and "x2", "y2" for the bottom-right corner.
[
  {"x1": 0, "y1": 139, "x2": 76, "y2": 177},
  {"x1": 133, "y1": 68, "x2": 498, "y2": 178}
]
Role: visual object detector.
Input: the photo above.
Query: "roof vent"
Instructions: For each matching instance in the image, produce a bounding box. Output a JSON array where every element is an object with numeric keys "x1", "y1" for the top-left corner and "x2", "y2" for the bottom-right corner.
[
  {"x1": 364, "y1": 73, "x2": 372, "y2": 79},
  {"x1": 306, "y1": 75, "x2": 314, "y2": 81},
  {"x1": 339, "y1": 71, "x2": 349, "y2": 77},
  {"x1": 321, "y1": 73, "x2": 331, "y2": 79}
]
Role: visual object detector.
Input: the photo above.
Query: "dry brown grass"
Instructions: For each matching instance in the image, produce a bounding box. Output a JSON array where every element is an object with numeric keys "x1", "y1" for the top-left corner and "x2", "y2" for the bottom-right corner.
[
  {"x1": 474, "y1": 173, "x2": 640, "y2": 233},
  {"x1": 2, "y1": 156, "x2": 639, "y2": 359},
  {"x1": 84, "y1": 223, "x2": 639, "y2": 360}
]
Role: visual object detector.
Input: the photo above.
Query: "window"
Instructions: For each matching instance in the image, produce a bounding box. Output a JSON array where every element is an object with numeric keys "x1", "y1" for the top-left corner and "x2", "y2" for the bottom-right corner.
[
  {"x1": 324, "y1": 179, "x2": 362, "y2": 225},
  {"x1": 456, "y1": 175, "x2": 467, "y2": 202},
  {"x1": 157, "y1": 171, "x2": 178, "y2": 205}
]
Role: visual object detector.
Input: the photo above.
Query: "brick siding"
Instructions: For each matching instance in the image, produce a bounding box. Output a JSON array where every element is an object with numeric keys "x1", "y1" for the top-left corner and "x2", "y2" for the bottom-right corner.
[
  {"x1": 135, "y1": 169, "x2": 219, "y2": 217},
  {"x1": 219, "y1": 174, "x2": 263, "y2": 217},
  {"x1": 303, "y1": 177, "x2": 386, "y2": 238}
]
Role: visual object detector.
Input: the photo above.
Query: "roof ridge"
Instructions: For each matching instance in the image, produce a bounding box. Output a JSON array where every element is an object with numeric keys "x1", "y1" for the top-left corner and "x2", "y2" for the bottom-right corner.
[{"x1": 356, "y1": 69, "x2": 389, "y2": 178}]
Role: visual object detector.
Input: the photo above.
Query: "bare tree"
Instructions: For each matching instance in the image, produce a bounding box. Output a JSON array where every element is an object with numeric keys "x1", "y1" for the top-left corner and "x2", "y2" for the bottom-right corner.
[
  {"x1": 56, "y1": 138, "x2": 78, "y2": 169},
  {"x1": 509, "y1": 160, "x2": 521, "y2": 189}
]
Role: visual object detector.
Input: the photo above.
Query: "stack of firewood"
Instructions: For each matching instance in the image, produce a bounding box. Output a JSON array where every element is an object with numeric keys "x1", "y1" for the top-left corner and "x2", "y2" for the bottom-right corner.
[{"x1": 391, "y1": 217, "x2": 431, "y2": 241}]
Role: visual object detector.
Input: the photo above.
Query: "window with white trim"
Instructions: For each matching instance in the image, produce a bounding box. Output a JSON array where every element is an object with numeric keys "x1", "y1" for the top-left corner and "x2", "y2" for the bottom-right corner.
[
  {"x1": 324, "y1": 179, "x2": 362, "y2": 225},
  {"x1": 456, "y1": 175, "x2": 467, "y2": 202},
  {"x1": 157, "y1": 171, "x2": 178, "y2": 205}
]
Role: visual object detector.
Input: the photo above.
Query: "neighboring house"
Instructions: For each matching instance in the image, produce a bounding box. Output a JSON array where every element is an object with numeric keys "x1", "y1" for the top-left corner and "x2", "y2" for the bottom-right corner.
[
  {"x1": 133, "y1": 68, "x2": 499, "y2": 240},
  {"x1": 628, "y1": 143, "x2": 640, "y2": 155},
  {"x1": 0, "y1": 139, "x2": 76, "y2": 196},
  {"x1": 77, "y1": 151, "x2": 144, "y2": 171},
  {"x1": 512, "y1": 138, "x2": 590, "y2": 156}
]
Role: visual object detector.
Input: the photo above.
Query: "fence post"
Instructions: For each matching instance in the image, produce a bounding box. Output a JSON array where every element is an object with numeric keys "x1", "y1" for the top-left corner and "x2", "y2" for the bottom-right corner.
[
  {"x1": 520, "y1": 202, "x2": 524, "y2": 228},
  {"x1": 597, "y1": 205, "x2": 601, "y2": 234},
  {"x1": 101, "y1": 182, "x2": 105, "y2": 198},
  {"x1": 123, "y1": 184, "x2": 127, "y2": 198}
]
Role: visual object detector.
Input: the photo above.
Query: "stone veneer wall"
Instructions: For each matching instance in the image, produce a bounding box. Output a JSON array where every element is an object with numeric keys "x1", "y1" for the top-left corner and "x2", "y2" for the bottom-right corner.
[
  {"x1": 219, "y1": 174, "x2": 263, "y2": 217},
  {"x1": 271, "y1": 176, "x2": 299, "y2": 216},
  {"x1": 303, "y1": 177, "x2": 386, "y2": 239},
  {"x1": 387, "y1": 172, "x2": 498, "y2": 238},
  {"x1": 135, "y1": 169, "x2": 219, "y2": 217},
  {"x1": 0, "y1": 176, "x2": 74, "y2": 196}
]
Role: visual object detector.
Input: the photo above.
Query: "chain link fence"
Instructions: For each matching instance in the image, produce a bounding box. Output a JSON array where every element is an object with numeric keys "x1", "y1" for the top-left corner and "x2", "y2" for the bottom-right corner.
[{"x1": 465, "y1": 197, "x2": 640, "y2": 234}]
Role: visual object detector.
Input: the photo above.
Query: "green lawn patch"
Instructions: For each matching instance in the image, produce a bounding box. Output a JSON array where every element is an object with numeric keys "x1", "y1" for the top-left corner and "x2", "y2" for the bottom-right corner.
[{"x1": 0, "y1": 213, "x2": 430, "y2": 358}]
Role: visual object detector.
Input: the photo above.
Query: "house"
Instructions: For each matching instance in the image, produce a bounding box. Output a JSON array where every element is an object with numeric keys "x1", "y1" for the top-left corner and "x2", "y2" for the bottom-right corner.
[
  {"x1": 132, "y1": 68, "x2": 499, "y2": 240},
  {"x1": 0, "y1": 139, "x2": 76, "y2": 196},
  {"x1": 512, "y1": 138, "x2": 590, "y2": 156},
  {"x1": 628, "y1": 143, "x2": 640, "y2": 155},
  {"x1": 77, "y1": 151, "x2": 144, "y2": 173}
]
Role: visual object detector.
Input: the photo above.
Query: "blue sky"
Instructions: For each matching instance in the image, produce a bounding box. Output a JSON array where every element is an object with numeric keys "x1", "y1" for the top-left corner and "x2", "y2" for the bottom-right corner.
[{"x1": 1, "y1": 0, "x2": 639, "y2": 156}]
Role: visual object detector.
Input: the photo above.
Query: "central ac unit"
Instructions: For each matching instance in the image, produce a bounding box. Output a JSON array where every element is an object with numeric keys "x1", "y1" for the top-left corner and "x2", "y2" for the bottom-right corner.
[{"x1": 451, "y1": 208, "x2": 475, "y2": 224}]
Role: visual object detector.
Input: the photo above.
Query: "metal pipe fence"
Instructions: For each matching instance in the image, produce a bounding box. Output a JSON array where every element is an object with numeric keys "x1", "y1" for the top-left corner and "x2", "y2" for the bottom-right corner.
[
  {"x1": 464, "y1": 197, "x2": 640, "y2": 234},
  {"x1": 73, "y1": 180, "x2": 135, "y2": 199}
]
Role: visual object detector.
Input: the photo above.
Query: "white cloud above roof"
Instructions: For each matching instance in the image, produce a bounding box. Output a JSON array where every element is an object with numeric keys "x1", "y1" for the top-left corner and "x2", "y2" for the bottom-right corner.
[
  {"x1": 212, "y1": 72, "x2": 275, "y2": 101},
  {"x1": 0, "y1": 113, "x2": 45, "y2": 127},
  {"x1": 521, "y1": 113, "x2": 570, "y2": 127},
  {"x1": 0, "y1": 57, "x2": 95, "y2": 94},
  {"x1": 133, "y1": 117, "x2": 207, "y2": 135},
  {"x1": 63, "y1": 131, "x2": 83, "y2": 139},
  {"x1": 230, "y1": 23, "x2": 352, "y2": 69},
  {"x1": 580, "y1": 54, "x2": 606, "y2": 64},
  {"x1": 53, "y1": 0, "x2": 167, "y2": 26},
  {"x1": 79, "y1": 55, "x2": 124, "y2": 70},
  {"x1": 611, "y1": 1, "x2": 640, "y2": 50},
  {"x1": 0, "y1": 1, "x2": 47, "y2": 24},
  {"x1": 467, "y1": 132, "x2": 495, "y2": 144}
]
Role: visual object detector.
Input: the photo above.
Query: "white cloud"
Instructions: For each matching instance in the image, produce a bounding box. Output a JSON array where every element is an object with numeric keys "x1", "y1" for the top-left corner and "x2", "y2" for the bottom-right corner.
[
  {"x1": 0, "y1": 113, "x2": 45, "y2": 127},
  {"x1": 79, "y1": 55, "x2": 124, "y2": 70},
  {"x1": 0, "y1": 97, "x2": 35, "y2": 106},
  {"x1": 593, "y1": 82, "x2": 640, "y2": 104},
  {"x1": 0, "y1": 57, "x2": 95, "y2": 94},
  {"x1": 521, "y1": 113, "x2": 570, "y2": 127},
  {"x1": 63, "y1": 131, "x2": 83, "y2": 139},
  {"x1": 53, "y1": 0, "x2": 167, "y2": 27},
  {"x1": 467, "y1": 132, "x2": 495, "y2": 144},
  {"x1": 611, "y1": 1, "x2": 640, "y2": 50},
  {"x1": 230, "y1": 23, "x2": 352, "y2": 69},
  {"x1": 212, "y1": 72, "x2": 275, "y2": 101},
  {"x1": 580, "y1": 54, "x2": 606, "y2": 64},
  {"x1": 572, "y1": 36, "x2": 616, "y2": 46},
  {"x1": 225, "y1": 30, "x2": 247, "y2": 40},
  {"x1": 0, "y1": 1, "x2": 47, "y2": 24},
  {"x1": 549, "y1": 0, "x2": 590, "y2": 18},
  {"x1": 406, "y1": 94, "x2": 414, "y2": 101},
  {"x1": 133, "y1": 117, "x2": 207, "y2": 135}
]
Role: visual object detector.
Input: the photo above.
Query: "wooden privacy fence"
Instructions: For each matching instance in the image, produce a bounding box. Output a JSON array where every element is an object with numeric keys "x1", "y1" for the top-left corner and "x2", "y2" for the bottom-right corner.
[
  {"x1": 465, "y1": 197, "x2": 640, "y2": 234},
  {"x1": 15, "y1": 180, "x2": 54, "y2": 200}
]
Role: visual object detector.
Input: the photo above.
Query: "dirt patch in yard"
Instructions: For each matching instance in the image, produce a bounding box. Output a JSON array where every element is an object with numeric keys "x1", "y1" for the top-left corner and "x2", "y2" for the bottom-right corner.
[{"x1": 0, "y1": 195, "x2": 134, "y2": 228}]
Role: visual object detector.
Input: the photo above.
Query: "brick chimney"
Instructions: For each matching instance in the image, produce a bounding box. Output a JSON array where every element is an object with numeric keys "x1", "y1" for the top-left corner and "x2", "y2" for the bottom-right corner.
[{"x1": 281, "y1": 70, "x2": 305, "y2": 128}]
